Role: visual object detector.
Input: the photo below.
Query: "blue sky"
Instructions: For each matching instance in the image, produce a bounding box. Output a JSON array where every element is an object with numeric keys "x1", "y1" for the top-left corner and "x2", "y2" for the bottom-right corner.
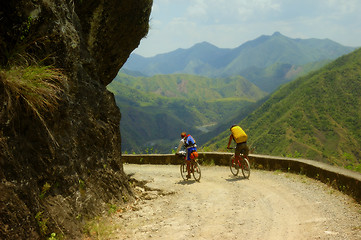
[{"x1": 133, "y1": 0, "x2": 361, "y2": 57}]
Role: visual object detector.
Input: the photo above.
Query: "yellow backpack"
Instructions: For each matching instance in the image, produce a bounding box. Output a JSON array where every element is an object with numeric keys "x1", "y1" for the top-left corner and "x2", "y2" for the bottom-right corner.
[{"x1": 231, "y1": 126, "x2": 248, "y2": 143}]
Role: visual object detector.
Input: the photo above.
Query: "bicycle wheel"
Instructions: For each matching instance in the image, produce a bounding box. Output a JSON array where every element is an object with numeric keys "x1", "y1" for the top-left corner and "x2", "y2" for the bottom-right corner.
[
  {"x1": 241, "y1": 156, "x2": 251, "y2": 179},
  {"x1": 229, "y1": 156, "x2": 239, "y2": 176},
  {"x1": 180, "y1": 162, "x2": 188, "y2": 180},
  {"x1": 192, "y1": 161, "x2": 201, "y2": 181}
]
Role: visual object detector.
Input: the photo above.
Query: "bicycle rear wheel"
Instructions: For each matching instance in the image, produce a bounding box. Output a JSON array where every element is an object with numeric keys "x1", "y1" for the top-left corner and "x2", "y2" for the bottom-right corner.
[
  {"x1": 241, "y1": 156, "x2": 250, "y2": 179},
  {"x1": 192, "y1": 161, "x2": 201, "y2": 181},
  {"x1": 229, "y1": 156, "x2": 239, "y2": 176},
  {"x1": 180, "y1": 162, "x2": 188, "y2": 180}
]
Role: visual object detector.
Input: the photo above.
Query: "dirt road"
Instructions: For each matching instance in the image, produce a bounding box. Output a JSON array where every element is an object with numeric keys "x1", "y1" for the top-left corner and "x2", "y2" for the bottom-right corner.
[{"x1": 106, "y1": 164, "x2": 360, "y2": 240}]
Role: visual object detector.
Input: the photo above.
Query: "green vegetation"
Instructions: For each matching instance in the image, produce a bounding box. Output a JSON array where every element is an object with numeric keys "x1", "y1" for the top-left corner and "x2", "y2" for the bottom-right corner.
[
  {"x1": 84, "y1": 216, "x2": 116, "y2": 240},
  {"x1": 113, "y1": 73, "x2": 266, "y2": 101},
  {"x1": 48, "y1": 232, "x2": 63, "y2": 240},
  {"x1": 1, "y1": 64, "x2": 65, "y2": 114},
  {"x1": 0, "y1": 62, "x2": 67, "y2": 144},
  {"x1": 83, "y1": 208, "x2": 122, "y2": 240},
  {"x1": 35, "y1": 211, "x2": 49, "y2": 236},
  {"x1": 240, "y1": 60, "x2": 331, "y2": 92},
  {"x1": 202, "y1": 158, "x2": 215, "y2": 166},
  {"x1": 39, "y1": 182, "x2": 51, "y2": 199},
  {"x1": 204, "y1": 48, "x2": 361, "y2": 171}
]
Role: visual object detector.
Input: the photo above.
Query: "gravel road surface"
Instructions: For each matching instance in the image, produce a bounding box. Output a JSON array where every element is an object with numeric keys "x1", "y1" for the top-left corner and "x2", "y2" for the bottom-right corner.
[{"x1": 105, "y1": 164, "x2": 361, "y2": 240}]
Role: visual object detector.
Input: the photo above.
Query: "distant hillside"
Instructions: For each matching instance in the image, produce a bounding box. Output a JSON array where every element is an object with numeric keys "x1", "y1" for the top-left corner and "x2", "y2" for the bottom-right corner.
[
  {"x1": 113, "y1": 73, "x2": 267, "y2": 101},
  {"x1": 238, "y1": 60, "x2": 332, "y2": 92},
  {"x1": 108, "y1": 73, "x2": 266, "y2": 153},
  {"x1": 123, "y1": 32, "x2": 355, "y2": 92},
  {"x1": 204, "y1": 48, "x2": 361, "y2": 172}
]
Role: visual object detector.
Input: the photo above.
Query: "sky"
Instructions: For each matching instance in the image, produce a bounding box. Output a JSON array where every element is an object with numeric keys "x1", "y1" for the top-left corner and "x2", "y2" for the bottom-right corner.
[{"x1": 133, "y1": 0, "x2": 361, "y2": 57}]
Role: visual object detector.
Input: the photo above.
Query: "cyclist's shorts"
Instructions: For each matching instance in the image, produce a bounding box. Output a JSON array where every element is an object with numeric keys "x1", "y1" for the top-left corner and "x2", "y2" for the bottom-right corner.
[{"x1": 236, "y1": 142, "x2": 249, "y2": 156}]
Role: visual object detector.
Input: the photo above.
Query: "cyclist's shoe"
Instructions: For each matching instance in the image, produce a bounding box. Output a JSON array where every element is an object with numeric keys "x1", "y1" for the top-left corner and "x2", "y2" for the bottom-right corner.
[{"x1": 186, "y1": 174, "x2": 191, "y2": 179}]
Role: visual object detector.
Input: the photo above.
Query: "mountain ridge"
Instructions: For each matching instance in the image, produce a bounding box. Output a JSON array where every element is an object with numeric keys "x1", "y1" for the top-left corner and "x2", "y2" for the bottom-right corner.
[
  {"x1": 123, "y1": 32, "x2": 355, "y2": 92},
  {"x1": 124, "y1": 32, "x2": 355, "y2": 77}
]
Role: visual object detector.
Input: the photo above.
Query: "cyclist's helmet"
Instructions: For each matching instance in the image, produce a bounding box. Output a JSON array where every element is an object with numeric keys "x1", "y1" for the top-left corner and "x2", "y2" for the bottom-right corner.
[
  {"x1": 181, "y1": 132, "x2": 187, "y2": 138},
  {"x1": 230, "y1": 124, "x2": 237, "y2": 130}
]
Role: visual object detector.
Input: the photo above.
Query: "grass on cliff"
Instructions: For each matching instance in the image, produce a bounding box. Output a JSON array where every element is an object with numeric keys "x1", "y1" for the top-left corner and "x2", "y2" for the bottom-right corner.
[
  {"x1": 0, "y1": 63, "x2": 67, "y2": 143},
  {"x1": 1, "y1": 65, "x2": 65, "y2": 112}
]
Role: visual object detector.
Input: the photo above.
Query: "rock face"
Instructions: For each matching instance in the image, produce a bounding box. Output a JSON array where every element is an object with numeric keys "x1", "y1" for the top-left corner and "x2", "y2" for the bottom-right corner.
[{"x1": 0, "y1": 0, "x2": 152, "y2": 239}]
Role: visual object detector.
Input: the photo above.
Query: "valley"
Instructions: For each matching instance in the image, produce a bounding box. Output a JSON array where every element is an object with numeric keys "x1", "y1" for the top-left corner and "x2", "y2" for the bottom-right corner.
[{"x1": 111, "y1": 33, "x2": 361, "y2": 172}]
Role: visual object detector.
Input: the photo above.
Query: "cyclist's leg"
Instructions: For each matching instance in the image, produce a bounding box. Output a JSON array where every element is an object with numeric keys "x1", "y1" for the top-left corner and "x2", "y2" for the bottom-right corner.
[
  {"x1": 186, "y1": 149, "x2": 192, "y2": 177},
  {"x1": 186, "y1": 160, "x2": 191, "y2": 178},
  {"x1": 235, "y1": 143, "x2": 242, "y2": 161},
  {"x1": 239, "y1": 143, "x2": 251, "y2": 178},
  {"x1": 240, "y1": 144, "x2": 250, "y2": 166},
  {"x1": 243, "y1": 143, "x2": 249, "y2": 157},
  {"x1": 187, "y1": 148, "x2": 197, "y2": 175}
]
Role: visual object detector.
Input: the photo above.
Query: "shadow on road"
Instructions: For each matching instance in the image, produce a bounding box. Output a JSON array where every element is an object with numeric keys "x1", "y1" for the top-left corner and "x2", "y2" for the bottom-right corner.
[
  {"x1": 225, "y1": 176, "x2": 248, "y2": 182},
  {"x1": 176, "y1": 180, "x2": 198, "y2": 185}
]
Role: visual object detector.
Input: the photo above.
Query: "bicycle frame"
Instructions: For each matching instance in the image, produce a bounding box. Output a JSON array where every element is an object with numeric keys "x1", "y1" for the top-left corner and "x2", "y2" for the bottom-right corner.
[
  {"x1": 236, "y1": 154, "x2": 246, "y2": 167},
  {"x1": 229, "y1": 153, "x2": 250, "y2": 179},
  {"x1": 178, "y1": 151, "x2": 201, "y2": 181}
]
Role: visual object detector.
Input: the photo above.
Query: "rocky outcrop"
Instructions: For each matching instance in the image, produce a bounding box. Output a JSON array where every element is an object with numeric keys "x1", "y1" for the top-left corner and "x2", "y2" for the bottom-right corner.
[{"x1": 0, "y1": 0, "x2": 152, "y2": 239}]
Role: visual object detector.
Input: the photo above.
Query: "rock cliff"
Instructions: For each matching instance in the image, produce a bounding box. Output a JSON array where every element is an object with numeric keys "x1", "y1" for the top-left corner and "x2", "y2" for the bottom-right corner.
[{"x1": 0, "y1": 0, "x2": 152, "y2": 239}]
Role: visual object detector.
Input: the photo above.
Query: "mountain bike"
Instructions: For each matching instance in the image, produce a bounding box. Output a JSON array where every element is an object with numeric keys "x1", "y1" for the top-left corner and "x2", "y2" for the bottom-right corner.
[
  {"x1": 227, "y1": 147, "x2": 250, "y2": 179},
  {"x1": 177, "y1": 151, "x2": 201, "y2": 181}
]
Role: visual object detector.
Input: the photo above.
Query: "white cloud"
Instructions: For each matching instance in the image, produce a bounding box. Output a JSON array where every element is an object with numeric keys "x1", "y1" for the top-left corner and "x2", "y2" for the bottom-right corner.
[
  {"x1": 186, "y1": 0, "x2": 208, "y2": 20},
  {"x1": 134, "y1": 0, "x2": 361, "y2": 57},
  {"x1": 326, "y1": 0, "x2": 359, "y2": 14}
]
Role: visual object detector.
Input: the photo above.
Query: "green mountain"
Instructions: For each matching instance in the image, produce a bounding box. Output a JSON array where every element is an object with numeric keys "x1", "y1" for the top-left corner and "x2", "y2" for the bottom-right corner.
[
  {"x1": 239, "y1": 60, "x2": 332, "y2": 92},
  {"x1": 108, "y1": 73, "x2": 267, "y2": 153},
  {"x1": 204, "y1": 48, "x2": 361, "y2": 171},
  {"x1": 123, "y1": 32, "x2": 355, "y2": 92}
]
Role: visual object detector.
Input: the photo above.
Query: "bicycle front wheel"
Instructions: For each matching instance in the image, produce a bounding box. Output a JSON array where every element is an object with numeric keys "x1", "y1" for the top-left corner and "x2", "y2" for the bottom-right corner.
[
  {"x1": 241, "y1": 157, "x2": 251, "y2": 179},
  {"x1": 180, "y1": 162, "x2": 188, "y2": 180},
  {"x1": 229, "y1": 156, "x2": 239, "y2": 176},
  {"x1": 192, "y1": 161, "x2": 201, "y2": 181}
]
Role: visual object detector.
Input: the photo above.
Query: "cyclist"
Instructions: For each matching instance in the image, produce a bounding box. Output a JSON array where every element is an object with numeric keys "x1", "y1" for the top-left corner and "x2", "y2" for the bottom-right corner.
[
  {"x1": 176, "y1": 132, "x2": 197, "y2": 178},
  {"x1": 227, "y1": 124, "x2": 249, "y2": 161}
]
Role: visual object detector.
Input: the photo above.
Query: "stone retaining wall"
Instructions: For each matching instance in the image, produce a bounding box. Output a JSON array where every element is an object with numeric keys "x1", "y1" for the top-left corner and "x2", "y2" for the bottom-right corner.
[{"x1": 122, "y1": 152, "x2": 361, "y2": 203}]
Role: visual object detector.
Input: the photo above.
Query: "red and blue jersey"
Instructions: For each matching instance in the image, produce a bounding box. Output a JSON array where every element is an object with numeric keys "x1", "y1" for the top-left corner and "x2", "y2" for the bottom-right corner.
[
  {"x1": 184, "y1": 134, "x2": 197, "y2": 160},
  {"x1": 184, "y1": 134, "x2": 196, "y2": 148}
]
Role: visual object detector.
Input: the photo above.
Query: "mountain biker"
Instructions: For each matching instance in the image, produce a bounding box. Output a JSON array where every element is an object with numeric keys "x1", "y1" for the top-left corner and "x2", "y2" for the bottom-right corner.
[
  {"x1": 227, "y1": 124, "x2": 249, "y2": 161},
  {"x1": 176, "y1": 132, "x2": 198, "y2": 178}
]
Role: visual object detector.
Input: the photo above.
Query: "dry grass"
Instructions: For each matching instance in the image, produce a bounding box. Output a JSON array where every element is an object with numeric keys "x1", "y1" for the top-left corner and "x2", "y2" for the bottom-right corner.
[{"x1": 0, "y1": 63, "x2": 67, "y2": 144}]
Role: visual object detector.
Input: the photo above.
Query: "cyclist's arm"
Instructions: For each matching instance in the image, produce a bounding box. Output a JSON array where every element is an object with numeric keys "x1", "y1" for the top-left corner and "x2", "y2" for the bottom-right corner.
[
  {"x1": 227, "y1": 134, "x2": 233, "y2": 148},
  {"x1": 176, "y1": 139, "x2": 185, "y2": 153}
]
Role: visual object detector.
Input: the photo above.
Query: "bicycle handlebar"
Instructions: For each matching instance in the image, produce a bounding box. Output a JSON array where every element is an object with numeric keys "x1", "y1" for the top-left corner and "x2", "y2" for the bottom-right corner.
[{"x1": 175, "y1": 151, "x2": 186, "y2": 157}]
